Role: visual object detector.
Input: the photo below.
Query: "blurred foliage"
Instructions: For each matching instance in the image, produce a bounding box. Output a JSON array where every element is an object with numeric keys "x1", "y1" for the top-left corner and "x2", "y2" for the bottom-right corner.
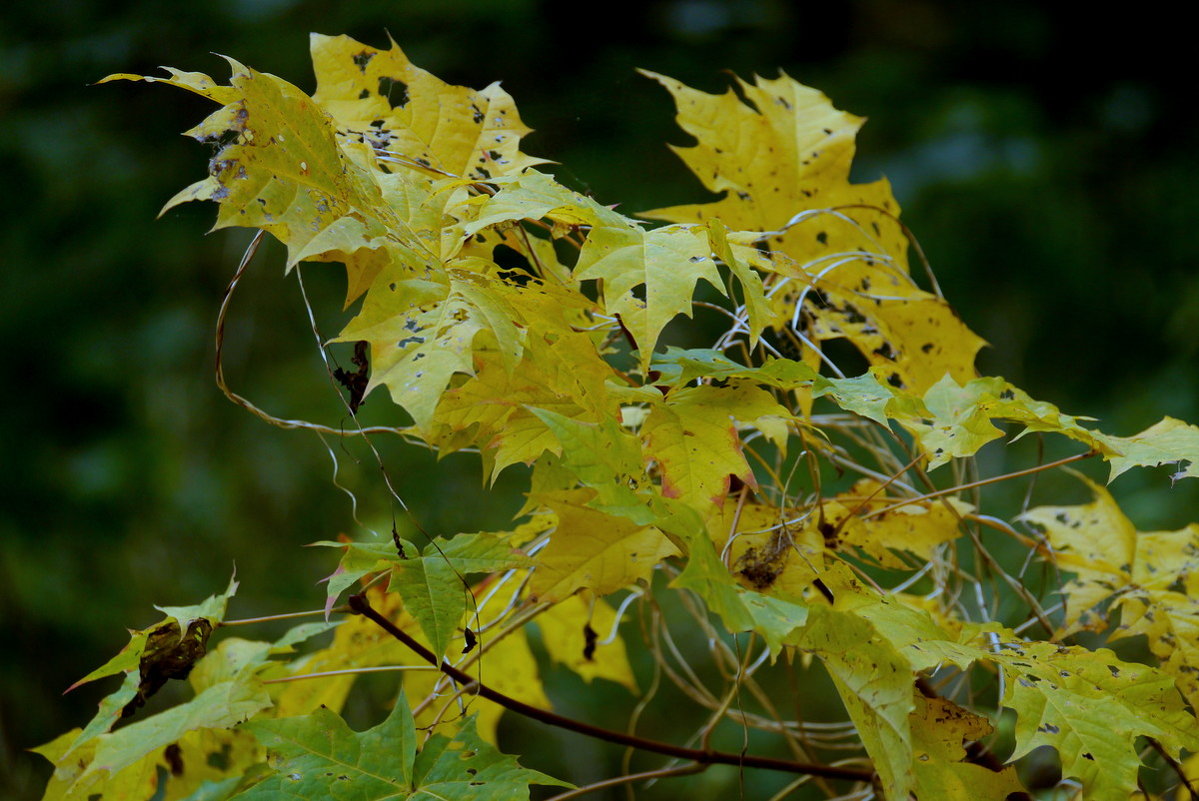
[{"x1": 2, "y1": 1, "x2": 1196, "y2": 798}]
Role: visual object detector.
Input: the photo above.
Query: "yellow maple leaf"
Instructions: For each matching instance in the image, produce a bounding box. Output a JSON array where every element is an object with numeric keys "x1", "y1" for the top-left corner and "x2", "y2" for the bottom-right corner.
[
  {"x1": 536, "y1": 593, "x2": 639, "y2": 693},
  {"x1": 641, "y1": 69, "x2": 985, "y2": 393},
  {"x1": 310, "y1": 33, "x2": 546, "y2": 182}
]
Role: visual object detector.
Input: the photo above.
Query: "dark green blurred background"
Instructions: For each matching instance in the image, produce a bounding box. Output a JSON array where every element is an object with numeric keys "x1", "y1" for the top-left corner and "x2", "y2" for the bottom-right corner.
[{"x1": 4, "y1": 2, "x2": 1197, "y2": 797}]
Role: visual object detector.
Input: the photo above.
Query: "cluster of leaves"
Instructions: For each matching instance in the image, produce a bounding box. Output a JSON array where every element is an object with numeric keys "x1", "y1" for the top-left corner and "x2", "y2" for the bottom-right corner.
[{"x1": 39, "y1": 34, "x2": 1199, "y2": 800}]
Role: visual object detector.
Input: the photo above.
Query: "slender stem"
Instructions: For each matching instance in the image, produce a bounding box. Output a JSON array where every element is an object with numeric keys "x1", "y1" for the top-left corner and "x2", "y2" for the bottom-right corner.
[
  {"x1": 544, "y1": 763, "x2": 705, "y2": 801},
  {"x1": 347, "y1": 593, "x2": 874, "y2": 783},
  {"x1": 262, "y1": 665, "x2": 438, "y2": 684},
  {"x1": 859, "y1": 451, "x2": 1096, "y2": 520},
  {"x1": 221, "y1": 607, "x2": 349, "y2": 626}
]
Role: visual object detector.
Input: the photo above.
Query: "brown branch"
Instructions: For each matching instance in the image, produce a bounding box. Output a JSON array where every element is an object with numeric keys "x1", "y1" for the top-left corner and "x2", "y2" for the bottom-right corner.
[
  {"x1": 1148, "y1": 737, "x2": 1199, "y2": 801},
  {"x1": 347, "y1": 593, "x2": 874, "y2": 783}
]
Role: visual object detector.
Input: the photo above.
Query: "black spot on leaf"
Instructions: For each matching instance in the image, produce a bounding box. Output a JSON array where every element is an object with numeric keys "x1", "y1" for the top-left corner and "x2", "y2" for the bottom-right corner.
[
  {"x1": 352, "y1": 51, "x2": 375, "y2": 72},
  {"x1": 377, "y1": 77, "x2": 409, "y2": 109}
]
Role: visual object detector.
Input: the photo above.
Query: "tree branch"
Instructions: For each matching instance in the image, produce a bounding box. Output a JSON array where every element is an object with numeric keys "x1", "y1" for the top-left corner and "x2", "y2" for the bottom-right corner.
[{"x1": 347, "y1": 592, "x2": 874, "y2": 783}]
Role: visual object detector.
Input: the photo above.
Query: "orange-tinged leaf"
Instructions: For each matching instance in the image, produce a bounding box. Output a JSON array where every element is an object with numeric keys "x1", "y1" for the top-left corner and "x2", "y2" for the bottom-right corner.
[{"x1": 641, "y1": 383, "x2": 788, "y2": 508}]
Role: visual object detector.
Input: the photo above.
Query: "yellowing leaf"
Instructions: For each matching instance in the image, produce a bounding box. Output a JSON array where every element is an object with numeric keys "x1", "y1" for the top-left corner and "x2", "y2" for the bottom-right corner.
[
  {"x1": 1019, "y1": 474, "x2": 1137, "y2": 634},
  {"x1": 33, "y1": 728, "x2": 164, "y2": 801},
  {"x1": 639, "y1": 70, "x2": 889, "y2": 234},
  {"x1": 339, "y1": 270, "x2": 530, "y2": 431},
  {"x1": 642, "y1": 383, "x2": 789, "y2": 508},
  {"x1": 463, "y1": 169, "x2": 626, "y2": 235},
  {"x1": 832, "y1": 479, "x2": 970, "y2": 568},
  {"x1": 575, "y1": 222, "x2": 723, "y2": 371},
  {"x1": 791, "y1": 605, "x2": 915, "y2": 801},
  {"x1": 909, "y1": 695, "x2": 1026, "y2": 800},
  {"x1": 537, "y1": 594, "x2": 639, "y2": 692},
  {"x1": 527, "y1": 491, "x2": 679, "y2": 602},
  {"x1": 1115, "y1": 589, "x2": 1199, "y2": 711},
  {"x1": 430, "y1": 281, "x2": 618, "y2": 478},
  {"x1": 717, "y1": 501, "x2": 826, "y2": 596},
  {"x1": 273, "y1": 586, "x2": 417, "y2": 718}
]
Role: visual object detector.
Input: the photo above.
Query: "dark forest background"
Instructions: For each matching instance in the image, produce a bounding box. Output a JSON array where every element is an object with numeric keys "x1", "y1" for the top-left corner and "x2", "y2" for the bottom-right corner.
[{"x1": 3, "y1": 2, "x2": 1198, "y2": 797}]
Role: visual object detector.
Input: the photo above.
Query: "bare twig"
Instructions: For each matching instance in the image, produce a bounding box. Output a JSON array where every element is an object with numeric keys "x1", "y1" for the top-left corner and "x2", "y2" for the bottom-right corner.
[{"x1": 347, "y1": 592, "x2": 874, "y2": 783}]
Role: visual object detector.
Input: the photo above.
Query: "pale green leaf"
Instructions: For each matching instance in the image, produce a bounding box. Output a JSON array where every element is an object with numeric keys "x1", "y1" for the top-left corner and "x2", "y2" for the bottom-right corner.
[
  {"x1": 575, "y1": 223, "x2": 723, "y2": 372},
  {"x1": 1095, "y1": 416, "x2": 1199, "y2": 483},
  {"x1": 528, "y1": 491, "x2": 679, "y2": 602},
  {"x1": 238, "y1": 695, "x2": 567, "y2": 800},
  {"x1": 528, "y1": 407, "x2": 653, "y2": 523},
  {"x1": 87, "y1": 674, "x2": 270, "y2": 777},
  {"x1": 791, "y1": 605, "x2": 914, "y2": 801}
]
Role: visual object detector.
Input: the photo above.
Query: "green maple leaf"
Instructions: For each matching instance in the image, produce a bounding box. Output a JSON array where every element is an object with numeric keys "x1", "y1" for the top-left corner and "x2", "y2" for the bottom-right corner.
[
  {"x1": 1094, "y1": 416, "x2": 1199, "y2": 482},
  {"x1": 391, "y1": 534, "x2": 529, "y2": 661},
  {"x1": 236, "y1": 694, "x2": 569, "y2": 800},
  {"x1": 529, "y1": 407, "x2": 652, "y2": 523},
  {"x1": 310, "y1": 539, "x2": 414, "y2": 608},
  {"x1": 995, "y1": 640, "x2": 1198, "y2": 801}
]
